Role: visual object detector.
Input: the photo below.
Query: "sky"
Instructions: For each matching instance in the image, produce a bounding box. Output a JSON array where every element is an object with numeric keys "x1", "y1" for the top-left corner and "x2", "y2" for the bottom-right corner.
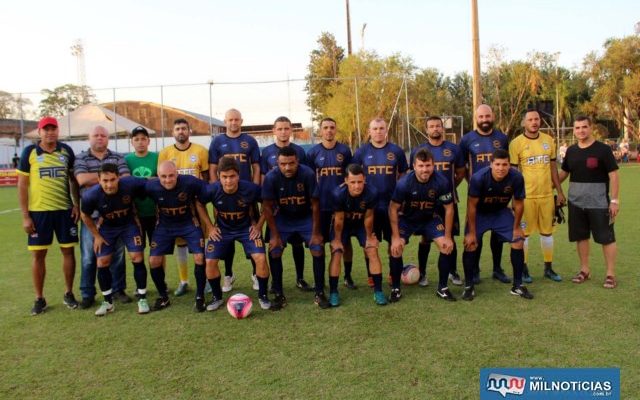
[{"x1": 1, "y1": 0, "x2": 638, "y2": 124}]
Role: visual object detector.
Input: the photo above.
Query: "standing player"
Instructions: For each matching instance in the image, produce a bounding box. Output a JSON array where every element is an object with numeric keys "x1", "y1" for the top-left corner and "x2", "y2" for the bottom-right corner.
[
  {"x1": 328, "y1": 164, "x2": 388, "y2": 307},
  {"x1": 462, "y1": 149, "x2": 532, "y2": 300},
  {"x1": 80, "y1": 164, "x2": 150, "y2": 316},
  {"x1": 159, "y1": 118, "x2": 209, "y2": 297},
  {"x1": 509, "y1": 109, "x2": 565, "y2": 282},
  {"x1": 409, "y1": 116, "x2": 465, "y2": 287},
  {"x1": 125, "y1": 126, "x2": 158, "y2": 248},
  {"x1": 352, "y1": 118, "x2": 408, "y2": 288},
  {"x1": 262, "y1": 146, "x2": 329, "y2": 308},
  {"x1": 389, "y1": 148, "x2": 455, "y2": 302},
  {"x1": 459, "y1": 104, "x2": 511, "y2": 284},
  {"x1": 75, "y1": 126, "x2": 131, "y2": 308},
  {"x1": 17, "y1": 117, "x2": 80, "y2": 315},
  {"x1": 260, "y1": 116, "x2": 311, "y2": 291},
  {"x1": 198, "y1": 157, "x2": 279, "y2": 311},
  {"x1": 144, "y1": 161, "x2": 208, "y2": 311},
  {"x1": 209, "y1": 108, "x2": 261, "y2": 292},
  {"x1": 306, "y1": 117, "x2": 352, "y2": 290}
]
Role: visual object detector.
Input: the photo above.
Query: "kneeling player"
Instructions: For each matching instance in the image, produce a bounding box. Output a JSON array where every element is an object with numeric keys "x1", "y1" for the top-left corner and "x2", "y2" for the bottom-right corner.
[
  {"x1": 389, "y1": 148, "x2": 455, "y2": 302},
  {"x1": 198, "y1": 157, "x2": 280, "y2": 311},
  {"x1": 145, "y1": 161, "x2": 208, "y2": 311},
  {"x1": 329, "y1": 164, "x2": 387, "y2": 306},
  {"x1": 462, "y1": 149, "x2": 532, "y2": 300},
  {"x1": 80, "y1": 164, "x2": 149, "y2": 316},
  {"x1": 262, "y1": 146, "x2": 329, "y2": 308}
]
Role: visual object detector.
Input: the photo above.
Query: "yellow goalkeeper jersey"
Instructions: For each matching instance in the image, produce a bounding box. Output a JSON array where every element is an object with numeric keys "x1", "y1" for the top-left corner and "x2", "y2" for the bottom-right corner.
[{"x1": 509, "y1": 132, "x2": 556, "y2": 199}]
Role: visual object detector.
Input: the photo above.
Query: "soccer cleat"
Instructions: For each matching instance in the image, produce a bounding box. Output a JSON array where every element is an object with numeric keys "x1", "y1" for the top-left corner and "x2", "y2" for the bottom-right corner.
[
  {"x1": 461, "y1": 286, "x2": 475, "y2": 301},
  {"x1": 296, "y1": 278, "x2": 313, "y2": 292},
  {"x1": 418, "y1": 274, "x2": 429, "y2": 287},
  {"x1": 329, "y1": 292, "x2": 340, "y2": 307},
  {"x1": 522, "y1": 264, "x2": 533, "y2": 284},
  {"x1": 492, "y1": 269, "x2": 512, "y2": 284},
  {"x1": 113, "y1": 290, "x2": 133, "y2": 304},
  {"x1": 206, "y1": 296, "x2": 224, "y2": 311},
  {"x1": 193, "y1": 297, "x2": 206, "y2": 313},
  {"x1": 314, "y1": 293, "x2": 331, "y2": 309},
  {"x1": 251, "y1": 274, "x2": 259, "y2": 291},
  {"x1": 510, "y1": 285, "x2": 534, "y2": 300},
  {"x1": 63, "y1": 292, "x2": 79, "y2": 309},
  {"x1": 436, "y1": 287, "x2": 457, "y2": 302},
  {"x1": 343, "y1": 276, "x2": 357, "y2": 290},
  {"x1": 222, "y1": 275, "x2": 236, "y2": 293},
  {"x1": 373, "y1": 291, "x2": 388, "y2": 306},
  {"x1": 544, "y1": 268, "x2": 562, "y2": 282},
  {"x1": 31, "y1": 298, "x2": 47, "y2": 316},
  {"x1": 389, "y1": 288, "x2": 402, "y2": 303},
  {"x1": 174, "y1": 282, "x2": 189, "y2": 297},
  {"x1": 259, "y1": 295, "x2": 282, "y2": 311},
  {"x1": 95, "y1": 301, "x2": 114, "y2": 316},
  {"x1": 367, "y1": 276, "x2": 374, "y2": 288},
  {"x1": 152, "y1": 296, "x2": 171, "y2": 311},
  {"x1": 448, "y1": 272, "x2": 463, "y2": 286},
  {"x1": 137, "y1": 298, "x2": 150, "y2": 314},
  {"x1": 273, "y1": 294, "x2": 287, "y2": 309},
  {"x1": 79, "y1": 297, "x2": 95, "y2": 310}
]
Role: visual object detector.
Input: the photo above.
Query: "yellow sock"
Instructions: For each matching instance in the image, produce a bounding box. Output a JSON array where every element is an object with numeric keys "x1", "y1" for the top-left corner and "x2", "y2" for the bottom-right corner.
[
  {"x1": 177, "y1": 246, "x2": 189, "y2": 283},
  {"x1": 540, "y1": 235, "x2": 554, "y2": 263}
]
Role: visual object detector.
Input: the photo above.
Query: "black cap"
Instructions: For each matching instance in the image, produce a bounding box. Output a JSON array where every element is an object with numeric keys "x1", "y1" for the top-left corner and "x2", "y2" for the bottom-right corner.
[{"x1": 130, "y1": 126, "x2": 149, "y2": 138}]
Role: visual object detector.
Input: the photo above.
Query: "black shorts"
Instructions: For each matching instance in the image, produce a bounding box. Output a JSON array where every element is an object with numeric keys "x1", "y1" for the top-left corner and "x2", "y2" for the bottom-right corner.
[
  {"x1": 28, "y1": 209, "x2": 79, "y2": 250},
  {"x1": 568, "y1": 203, "x2": 615, "y2": 245},
  {"x1": 138, "y1": 215, "x2": 157, "y2": 247}
]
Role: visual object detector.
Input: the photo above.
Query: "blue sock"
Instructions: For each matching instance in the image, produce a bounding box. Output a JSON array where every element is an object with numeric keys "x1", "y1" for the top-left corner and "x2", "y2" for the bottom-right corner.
[
  {"x1": 511, "y1": 248, "x2": 525, "y2": 287},
  {"x1": 462, "y1": 251, "x2": 477, "y2": 287},
  {"x1": 418, "y1": 241, "x2": 430, "y2": 275},
  {"x1": 149, "y1": 267, "x2": 168, "y2": 298},
  {"x1": 132, "y1": 261, "x2": 147, "y2": 298},
  {"x1": 269, "y1": 255, "x2": 283, "y2": 295},
  {"x1": 194, "y1": 263, "x2": 206, "y2": 299},
  {"x1": 390, "y1": 256, "x2": 403, "y2": 289},
  {"x1": 312, "y1": 255, "x2": 325, "y2": 295}
]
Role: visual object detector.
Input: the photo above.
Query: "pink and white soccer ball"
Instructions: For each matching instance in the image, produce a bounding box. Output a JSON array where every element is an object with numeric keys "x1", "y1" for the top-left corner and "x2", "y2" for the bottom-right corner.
[
  {"x1": 401, "y1": 264, "x2": 420, "y2": 285},
  {"x1": 227, "y1": 293, "x2": 253, "y2": 319}
]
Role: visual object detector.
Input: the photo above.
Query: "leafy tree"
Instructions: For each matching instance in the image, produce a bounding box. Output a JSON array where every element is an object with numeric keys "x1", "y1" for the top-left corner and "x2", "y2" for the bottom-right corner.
[
  {"x1": 305, "y1": 32, "x2": 345, "y2": 122},
  {"x1": 38, "y1": 84, "x2": 94, "y2": 117},
  {"x1": 0, "y1": 91, "x2": 32, "y2": 119}
]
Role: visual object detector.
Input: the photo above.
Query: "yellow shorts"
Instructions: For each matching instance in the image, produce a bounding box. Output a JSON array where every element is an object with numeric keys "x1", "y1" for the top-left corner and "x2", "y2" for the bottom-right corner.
[{"x1": 522, "y1": 197, "x2": 555, "y2": 236}]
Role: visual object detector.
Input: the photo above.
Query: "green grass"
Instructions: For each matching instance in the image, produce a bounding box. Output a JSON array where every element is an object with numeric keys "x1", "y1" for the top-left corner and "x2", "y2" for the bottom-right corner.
[{"x1": 1, "y1": 166, "x2": 639, "y2": 399}]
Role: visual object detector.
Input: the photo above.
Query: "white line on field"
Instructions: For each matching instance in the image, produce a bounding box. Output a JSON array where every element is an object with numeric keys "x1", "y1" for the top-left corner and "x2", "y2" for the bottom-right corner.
[{"x1": 0, "y1": 208, "x2": 20, "y2": 215}]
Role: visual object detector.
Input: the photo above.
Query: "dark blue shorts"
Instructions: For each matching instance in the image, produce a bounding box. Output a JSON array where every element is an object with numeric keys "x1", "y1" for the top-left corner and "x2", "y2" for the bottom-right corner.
[
  {"x1": 28, "y1": 209, "x2": 79, "y2": 250},
  {"x1": 150, "y1": 224, "x2": 204, "y2": 256},
  {"x1": 270, "y1": 216, "x2": 322, "y2": 255},
  {"x1": 465, "y1": 208, "x2": 515, "y2": 243},
  {"x1": 319, "y1": 210, "x2": 333, "y2": 243},
  {"x1": 96, "y1": 224, "x2": 144, "y2": 257},
  {"x1": 373, "y1": 208, "x2": 392, "y2": 242},
  {"x1": 398, "y1": 215, "x2": 446, "y2": 244},
  {"x1": 330, "y1": 224, "x2": 367, "y2": 247},
  {"x1": 205, "y1": 229, "x2": 265, "y2": 260},
  {"x1": 435, "y1": 202, "x2": 460, "y2": 237}
]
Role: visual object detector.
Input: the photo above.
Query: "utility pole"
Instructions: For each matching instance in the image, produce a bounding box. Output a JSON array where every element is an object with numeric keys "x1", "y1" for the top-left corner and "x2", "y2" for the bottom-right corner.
[
  {"x1": 471, "y1": 0, "x2": 482, "y2": 129},
  {"x1": 346, "y1": 0, "x2": 353, "y2": 55}
]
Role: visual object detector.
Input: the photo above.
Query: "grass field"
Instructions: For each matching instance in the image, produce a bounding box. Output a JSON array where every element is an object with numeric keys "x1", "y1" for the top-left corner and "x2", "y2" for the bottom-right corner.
[{"x1": 1, "y1": 166, "x2": 639, "y2": 399}]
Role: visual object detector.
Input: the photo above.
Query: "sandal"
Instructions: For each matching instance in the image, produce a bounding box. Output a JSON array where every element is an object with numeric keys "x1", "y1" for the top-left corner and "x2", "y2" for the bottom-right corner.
[
  {"x1": 603, "y1": 275, "x2": 617, "y2": 289},
  {"x1": 571, "y1": 270, "x2": 591, "y2": 284}
]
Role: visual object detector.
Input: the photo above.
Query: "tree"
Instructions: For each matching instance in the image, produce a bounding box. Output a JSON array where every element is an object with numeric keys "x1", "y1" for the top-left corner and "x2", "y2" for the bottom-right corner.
[
  {"x1": 38, "y1": 84, "x2": 94, "y2": 117},
  {"x1": 305, "y1": 33, "x2": 345, "y2": 122},
  {"x1": 0, "y1": 91, "x2": 32, "y2": 119}
]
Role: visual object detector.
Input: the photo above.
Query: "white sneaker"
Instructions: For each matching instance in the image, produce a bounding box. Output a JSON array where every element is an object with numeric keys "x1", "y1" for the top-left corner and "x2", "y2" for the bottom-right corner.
[
  {"x1": 418, "y1": 275, "x2": 429, "y2": 287},
  {"x1": 448, "y1": 273, "x2": 463, "y2": 286},
  {"x1": 95, "y1": 301, "x2": 114, "y2": 316},
  {"x1": 251, "y1": 274, "x2": 259, "y2": 291},
  {"x1": 222, "y1": 275, "x2": 236, "y2": 293},
  {"x1": 137, "y1": 298, "x2": 150, "y2": 314}
]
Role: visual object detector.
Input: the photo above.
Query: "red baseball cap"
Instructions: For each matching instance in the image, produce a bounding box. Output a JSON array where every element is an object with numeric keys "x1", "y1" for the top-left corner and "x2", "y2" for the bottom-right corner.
[{"x1": 38, "y1": 116, "x2": 58, "y2": 129}]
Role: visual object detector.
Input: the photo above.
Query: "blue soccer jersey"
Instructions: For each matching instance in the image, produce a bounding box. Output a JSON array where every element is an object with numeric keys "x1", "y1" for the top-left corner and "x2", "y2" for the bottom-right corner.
[
  {"x1": 209, "y1": 133, "x2": 260, "y2": 181},
  {"x1": 468, "y1": 166, "x2": 526, "y2": 214},
  {"x1": 391, "y1": 171, "x2": 453, "y2": 224},
  {"x1": 80, "y1": 176, "x2": 147, "y2": 228},
  {"x1": 352, "y1": 142, "x2": 408, "y2": 210},
  {"x1": 459, "y1": 130, "x2": 508, "y2": 176},
  {"x1": 201, "y1": 180, "x2": 261, "y2": 232},
  {"x1": 331, "y1": 184, "x2": 377, "y2": 229},
  {"x1": 306, "y1": 142, "x2": 352, "y2": 211},
  {"x1": 260, "y1": 143, "x2": 308, "y2": 175},
  {"x1": 144, "y1": 175, "x2": 206, "y2": 228},
  {"x1": 262, "y1": 164, "x2": 317, "y2": 220},
  {"x1": 410, "y1": 141, "x2": 464, "y2": 199}
]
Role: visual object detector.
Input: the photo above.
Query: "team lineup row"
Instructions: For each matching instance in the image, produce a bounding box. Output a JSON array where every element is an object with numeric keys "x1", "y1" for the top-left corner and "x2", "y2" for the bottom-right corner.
[{"x1": 18, "y1": 105, "x2": 619, "y2": 316}]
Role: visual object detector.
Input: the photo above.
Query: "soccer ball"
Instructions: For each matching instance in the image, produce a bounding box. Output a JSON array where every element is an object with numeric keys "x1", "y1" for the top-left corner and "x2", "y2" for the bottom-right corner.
[
  {"x1": 227, "y1": 293, "x2": 253, "y2": 319},
  {"x1": 401, "y1": 264, "x2": 420, "y2": 285}
]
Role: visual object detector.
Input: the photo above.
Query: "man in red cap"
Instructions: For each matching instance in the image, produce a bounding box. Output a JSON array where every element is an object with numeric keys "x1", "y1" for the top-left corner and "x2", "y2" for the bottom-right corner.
[{"x1": 17, "y1": 117, "x2": 80, "y2": 315}]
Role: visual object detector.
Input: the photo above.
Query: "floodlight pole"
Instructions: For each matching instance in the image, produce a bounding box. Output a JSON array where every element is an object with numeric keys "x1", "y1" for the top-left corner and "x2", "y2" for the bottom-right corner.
[
  {"x1": 404, "y1": 76, "x2": 411, "y2": 150},
  {"x1": 208, "y1": 80, "x2": 213, "y2": 136},
  {"x1": 471, "y1": 0, "x2": 482, "y2": 130},
  {"x1": 160, "y1": 85, "x2": 165, "y2": 149}
]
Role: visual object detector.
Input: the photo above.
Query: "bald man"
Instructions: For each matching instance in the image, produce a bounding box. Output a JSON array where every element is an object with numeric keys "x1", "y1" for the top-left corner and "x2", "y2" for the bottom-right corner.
[
  {"x1": 75, "y1": 126, "x2": 131, "y2": 309},
  {"x1": 459, "y1": 105, "x2": 511, "y2": 285},
  {"x1": 208, "y1": 108, "x2": 261, "y2": 293},
  {"x1": 144, "y1": 161, "x2": 209, "y2": 311}
]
